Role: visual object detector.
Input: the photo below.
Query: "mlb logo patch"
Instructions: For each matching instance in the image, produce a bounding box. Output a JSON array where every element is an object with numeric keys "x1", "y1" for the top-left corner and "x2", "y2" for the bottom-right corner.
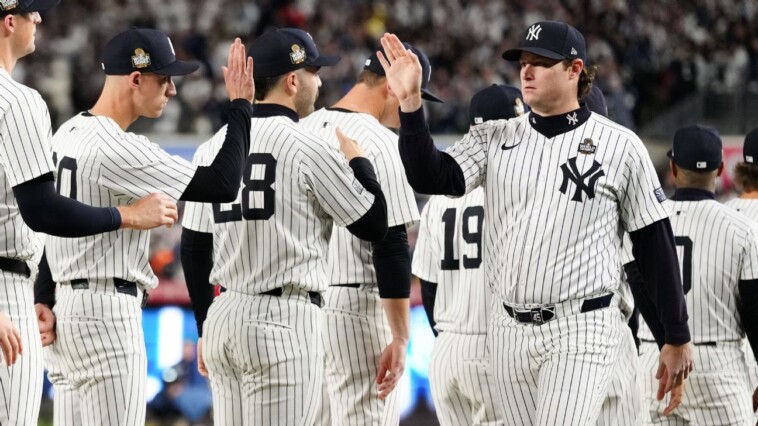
[{"x1": 696, "y1": 161, "x2": 707, "y2": 169}]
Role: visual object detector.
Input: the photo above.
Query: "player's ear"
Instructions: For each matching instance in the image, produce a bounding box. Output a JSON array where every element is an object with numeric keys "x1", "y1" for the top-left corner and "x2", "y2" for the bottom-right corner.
[
  {"x1": 716, "y1": 162, "x2": 725, "y2": 177},
  {"x1": 569, "y1": 59, "x2": 583, "y2": 79},
  {"x1": 2, "y1": 14, "x2": 15, "y2": 34},
  {"x1": 128, "y1": 72, "x2": 142, "y2": 90},
  {"x1": 284, "y1": 71, "x2": 298, "y2": 96},
  {"x1": 670, "y1": 161, "x2": 678, "y2": 177}
]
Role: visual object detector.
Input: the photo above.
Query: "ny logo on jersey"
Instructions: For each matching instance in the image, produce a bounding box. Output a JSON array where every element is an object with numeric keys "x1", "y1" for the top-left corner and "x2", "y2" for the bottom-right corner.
[
  {"x1": 558, "y1": 158, "x2": 605, "y2": 202},
  {"x1": 526, "y1": 24, "x2": 542, "y2": 41},
  {"x1": 566, "y1": 112, "x2": 578, "y2": 125}
]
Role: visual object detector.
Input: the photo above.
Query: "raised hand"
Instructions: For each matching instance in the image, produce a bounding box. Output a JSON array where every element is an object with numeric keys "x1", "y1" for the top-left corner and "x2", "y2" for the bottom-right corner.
[
  {"x1": 223, "y1": 38, "x2": 254, "y2": 103},
  {"x1": 377, "y1": 33, "x2": 423, "y2": 112},
  {"x1": 0, "y1": 312, "x2": 22, "y2": 366},
  {"x1": 118, "y1": 193, "x2": 178, "y2": 230}
]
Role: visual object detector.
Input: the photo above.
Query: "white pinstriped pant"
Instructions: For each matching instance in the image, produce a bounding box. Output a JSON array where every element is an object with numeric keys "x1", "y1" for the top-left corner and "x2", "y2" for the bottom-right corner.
[
  {"x1": 203, "y1": 287, "x2": 322, "y2": 426},
  {"x1": 429, "y1": 332, "x2": 502, "y2": 426},
  {"x1": 317, "y1": 285, "x2": 400, "y2": 426},
  {"x1": 639, "y1": 341, "x2": 753, "y2": 425},
  {"x1": 596, "y1": 324, "x2": 640, "y2": 426},
  {"x1": 488, "y1": 297, "x2": 625, "y2": 426},
  {"x1": 0, "y1": 270, "x2": 43, "y2": 426},
  {"x1": 46, "y1": 284, "x2": 147, "y2": 426}
]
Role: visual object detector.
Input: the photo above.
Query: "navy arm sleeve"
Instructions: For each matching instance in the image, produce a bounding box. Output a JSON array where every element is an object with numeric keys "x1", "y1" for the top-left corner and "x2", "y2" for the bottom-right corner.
[
  {"x1": 629, "y1": 219, "x2": 691, "y2": 345},
  {"x1": 420, "y1": 279, "x2": 438, "y2": 337},
  {"x1": 625, "y1": 261, "x2": 666, "y2": 349},
  {"x1": 739, "y1": 279, "x2": 758, "y2": 364},
  {"x1": 34, "y1": 251, "x2": 55, "y2": 309},
  {"x1": 372, "y1": 225, "x2": 411, "y2": 299},
  {"x1": 180, "y1": 227, "x2": 216, "y2": 337},
  {"x1": 398, "y1": 107, "x2": 466, "y2": 196},
  {"x1": 180, "y1": 99, "x2": 253, "y2": 203},
  {"x1": 13, "y1": 174, "x2": 121, "y2": 237},
  {"x1": 345, "y1": 157, "x2": 388, "y2": 242}
]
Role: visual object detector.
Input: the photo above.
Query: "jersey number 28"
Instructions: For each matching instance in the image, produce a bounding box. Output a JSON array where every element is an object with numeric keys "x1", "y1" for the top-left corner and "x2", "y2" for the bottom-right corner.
[
  {"x1": 213, "y1": 153, "x2": 276, "y2": 223},
  {"x1": 440, "y1": 206, "x2": 484, "y2": 271}
]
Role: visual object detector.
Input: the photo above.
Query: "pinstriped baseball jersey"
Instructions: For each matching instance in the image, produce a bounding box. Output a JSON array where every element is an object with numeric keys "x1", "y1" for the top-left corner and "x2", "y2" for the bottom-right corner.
[
  {"x1": 301, "y1": 108, "x2": 420, "y2": 284},
  {"x1": 181, "y1": 115, "x2": 375, "y2": 294},
  {"x1": 46, "y1": 112, "x2": 197, "y2": 289},
  {"x1": 445, "y1": 112, "x2": 669, "y2": 305},
  {"x1": 412, "y1": 187, "x2": 487, "y2": 334},
  {"x1": 0, "y1": 68, "x2": 55, "y2": 264},
  {"x1": 725, "y1": 197, "x2": 758, "y2": 220}
]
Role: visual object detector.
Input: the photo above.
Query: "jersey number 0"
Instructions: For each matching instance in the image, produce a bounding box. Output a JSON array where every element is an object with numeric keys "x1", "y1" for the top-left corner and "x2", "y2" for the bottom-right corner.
[{"x1": 213, "y1": 153, "x2": 277, "y2": 223}]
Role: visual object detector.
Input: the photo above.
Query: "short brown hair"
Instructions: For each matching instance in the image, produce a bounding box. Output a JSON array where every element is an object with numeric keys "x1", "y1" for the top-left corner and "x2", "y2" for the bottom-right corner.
[
  {"x1": 677, "y1": 168, "x2": 718, "y2": 189},
  {"x1": 357, "y1": 70, "x2": 385, "y2": 88},
  {"x1": 254, "y1": 75, "x2": 286, "y2": 101},
  {"x1": 563, "y1": 60, "x2": 597, "y2": 98},
  {"x1": 734, "y1": 162, "x2": 758, "y2": 191}
]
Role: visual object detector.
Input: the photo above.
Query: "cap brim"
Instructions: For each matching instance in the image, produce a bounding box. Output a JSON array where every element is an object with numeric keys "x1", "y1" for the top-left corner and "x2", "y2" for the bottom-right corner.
[
  {"x1": 421, "y1": 89, "x2": 444, "y2": 103},
  {"x1": 153, "y1": 60, "x2": 200, "y2": 76},
  {"x1": 310, "y1": 55, "x2": 341, "y2": 68},
  {"x1": 502, "y1": 47, "x2": 566, "y2": 61}
]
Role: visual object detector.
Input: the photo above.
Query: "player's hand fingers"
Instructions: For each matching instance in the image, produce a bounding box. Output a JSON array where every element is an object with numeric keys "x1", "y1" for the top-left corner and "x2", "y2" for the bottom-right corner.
[
  {"x1": 656, "y1": 372, "x2": 667, "y2": 401},
  {"x1": 663, "y1": 381, "x2": 685, "y2": 416},
  {"x1": 379, "y1": 34, "x2": 395, "y2": 63},
  {"x1": 386, "y1": 34, "x2": 405, "y2": 59},
  {"x1": 376, "y1": 51, "x2": 391, "y2": 73},
  {"x1": 40, "y1": 331, "x2": 55, "y2": 347},
  {"x1": 0, "y1": 334, "x2": 12, "y2": 366}
]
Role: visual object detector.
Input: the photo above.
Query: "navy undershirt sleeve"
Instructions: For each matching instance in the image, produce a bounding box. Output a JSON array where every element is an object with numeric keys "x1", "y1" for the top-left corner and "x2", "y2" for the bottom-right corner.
[
  {"x1": 398, "y1": 107, "x2": 466, "y2": 196},
  {"x1": 181, "y1": 99, "x2": 253, "y2": 202},
  {"x1": 624, "y1": 261, "x2": 666, "y2": 349},
  {"x1": 34, "y1": 251, "x2": 55, "y2": 309},
  {"x1": 13, "y1": 173, "x2": 120, "y2": 237},
  {"x1": 345, "y1": 157, "x2": 388, "y2": 242},
  {"x1": 180, "y1": 227, "x2": 216, "y2": 337},
  {"x1": 738, "y1": 279, "x2": 758, "y2": 364},
  {"x1": 420, "y1": 279, "x2": 438, "y2": 337},
  {"x1": 372, "y1": 225, "x2": 411, "y2": 299},
  {"x1": 629, "y1": 219, "x2": 691, "y2": 345}
]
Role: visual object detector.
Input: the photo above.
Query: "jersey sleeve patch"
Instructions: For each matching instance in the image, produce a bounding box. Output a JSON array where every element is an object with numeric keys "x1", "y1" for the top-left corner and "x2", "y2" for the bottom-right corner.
[{"x1": 654, "y1": 187, "x2": 666, "y2": 203}]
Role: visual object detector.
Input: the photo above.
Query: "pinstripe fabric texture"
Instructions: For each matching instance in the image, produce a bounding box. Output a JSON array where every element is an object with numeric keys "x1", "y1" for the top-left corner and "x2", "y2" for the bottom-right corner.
[
  {"x1": 301, "y1": 108, "x2": 418, "y2": 425},
  {"x1": 596, "y1": 325, "x2": 640, "y2": 426},
  {"x1": 45, "y1": 112, "x2": 197, "y2": 425},
  {"x1": 0, "y1": 67, "x2": 56, "y2": 425},
  {"x1": 724, "y1": 197, "x2": 758, "y2": 396},
  {"x1": 0, "y1": 272, "x2": 43, "y2": 426},
  {"x1": 637, "y1": 197, "x2": 758, "y2": 423},
  {"x1": 184, "y1": 112, "x2": 380, "y2": 425}
]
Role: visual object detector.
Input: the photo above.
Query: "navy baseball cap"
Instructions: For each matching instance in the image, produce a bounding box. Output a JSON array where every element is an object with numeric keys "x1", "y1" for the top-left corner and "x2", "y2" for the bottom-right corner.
[
  {"x1": 364, "y1": 43, "x2": 444, "y2": 103},
  {"x1": 468, "y1": 84, "x2": 527, "y2": 126},
  {"x1": 503, "y1": 21, "x2": 586, "y2": 63},
  {"x1": 667, "y1": 125, "x2": 723, "y2": 171},
  {"x1": 743, "y1": 127, "x2": 758, "y2": 164},
  {"x1": 0, "y1": 0, "x2": 59, "y2": 15},
  {"x1": 581, "y1": 85, "x2": 608, "y2": 117},
  {"x1": 102, "y1": 28, "x2": 199, "y2": 76},
  {"x1": 248, "y1": 28, "x2": 340, "y2": 78}
]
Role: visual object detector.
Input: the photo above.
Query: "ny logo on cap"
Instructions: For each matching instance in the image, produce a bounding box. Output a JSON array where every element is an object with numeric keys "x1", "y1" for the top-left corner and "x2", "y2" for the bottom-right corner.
[
  {"x1": 526, "y1": 24, "x2": 542, "y2": 41},
  {"x1": 131, "y1": 48, "x2": 151, "y2": 69},
  {"x1": 290, "y1": 44, "x2": 306, "y2": 65},
  {"x1": 0, "y1": 0, "x2": 18, "y2": 10}
]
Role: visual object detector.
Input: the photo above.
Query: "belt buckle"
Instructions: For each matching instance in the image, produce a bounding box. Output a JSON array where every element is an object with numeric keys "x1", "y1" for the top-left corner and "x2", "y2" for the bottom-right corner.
[{"x1": 530, "y1": 305, "x2": 555, "y2": 325}]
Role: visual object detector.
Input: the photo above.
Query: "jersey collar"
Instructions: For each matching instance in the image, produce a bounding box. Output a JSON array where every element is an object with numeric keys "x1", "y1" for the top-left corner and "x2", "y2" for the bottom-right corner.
[
  {"x1": 252, "y1": 103, "x2": 299, "y2": 122},
  {"x1": 527, "y1": 104, "x2": 591, "y2": 138},
  {"x1": 670, "y1": 188, "x2": 716, "y2": 201}
]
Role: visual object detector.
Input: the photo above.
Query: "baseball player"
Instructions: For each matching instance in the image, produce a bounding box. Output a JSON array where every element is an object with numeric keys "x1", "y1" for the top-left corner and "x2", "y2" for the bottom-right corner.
[
  {"x1": 0, "y1": 4, "x2": 180, "y2": 424},
  {"x1": 300, "y1": 43, "x2": 440, "y2": 426},
  {"x1": 378, "y1": 22, "x2": 693, "y2": 425},
  {"x1": 636, "y1": 125, "x2": 758, "y2": 424},
  {"x1": 181, "y1": 28, "x2": 389, "y2": 426},
  {"x1": 413, "y1": 84, "x2": 526, "y2": 426},
  {"x1": 36, "y1": 30, "x2": 255, "y2": 426},
  {"x1": 724, "y1": 126, "x2": 758, "y2": 414}
]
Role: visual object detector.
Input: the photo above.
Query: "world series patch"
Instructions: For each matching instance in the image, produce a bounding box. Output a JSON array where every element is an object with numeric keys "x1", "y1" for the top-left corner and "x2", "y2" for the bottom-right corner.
[
  {"x1": 578, "y1": 138, "x2": 596, "y2": 155},
  {"x1": 654, "y1": 187, "x2": 666, "y2": 203}
]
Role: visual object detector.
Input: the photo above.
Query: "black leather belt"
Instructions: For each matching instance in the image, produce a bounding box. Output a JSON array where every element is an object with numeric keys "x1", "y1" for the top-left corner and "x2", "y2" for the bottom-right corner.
[
  {"x1": 219, "y1": 286, "x2": 322, "y2": 308},
  {"x1": 503, "y1": 293, "x2": 614, "y2": 325},
  {"x1": 67, "y1": 278, "x2": 148, "y2": 308},
  {"x1": 332, "y1": 284, "x2": 360, "y2": 288},
  {"x1": 641, "y1": 339, "x2": 716, "y2": 347},
  {"x1": 0, "y1": 257, "x2": 30, "y2": 278}
]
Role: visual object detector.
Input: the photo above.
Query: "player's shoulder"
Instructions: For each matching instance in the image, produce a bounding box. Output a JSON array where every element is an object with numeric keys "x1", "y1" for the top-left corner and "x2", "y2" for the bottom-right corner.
[
  {"x1": 425, "y1": 187, "x2": 485, "y2": 212},
  {"x1": 588, "y1": 114, "x2": 645, "y2": 149},
  {"x1": 694, "y1": 199, "x2": 758, "y2": 235},
  {"x1": 0, "y1": 71, "x2": 45, "y2": 113}
]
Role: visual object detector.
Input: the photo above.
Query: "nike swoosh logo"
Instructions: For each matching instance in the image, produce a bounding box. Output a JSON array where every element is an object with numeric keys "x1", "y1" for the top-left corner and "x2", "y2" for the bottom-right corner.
[{"x1": 501, "y1": 142, "x2": 521, "y2": 151}]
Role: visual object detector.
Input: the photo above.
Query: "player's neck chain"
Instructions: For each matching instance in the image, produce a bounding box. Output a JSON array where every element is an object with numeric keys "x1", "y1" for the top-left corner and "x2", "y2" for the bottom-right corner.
[
  {"x1": 252, "y1": 103, "x2": 299, "y2": 122},
  {"x1": 528, "y1": 105, "x2": 591, "y2": 139}
]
